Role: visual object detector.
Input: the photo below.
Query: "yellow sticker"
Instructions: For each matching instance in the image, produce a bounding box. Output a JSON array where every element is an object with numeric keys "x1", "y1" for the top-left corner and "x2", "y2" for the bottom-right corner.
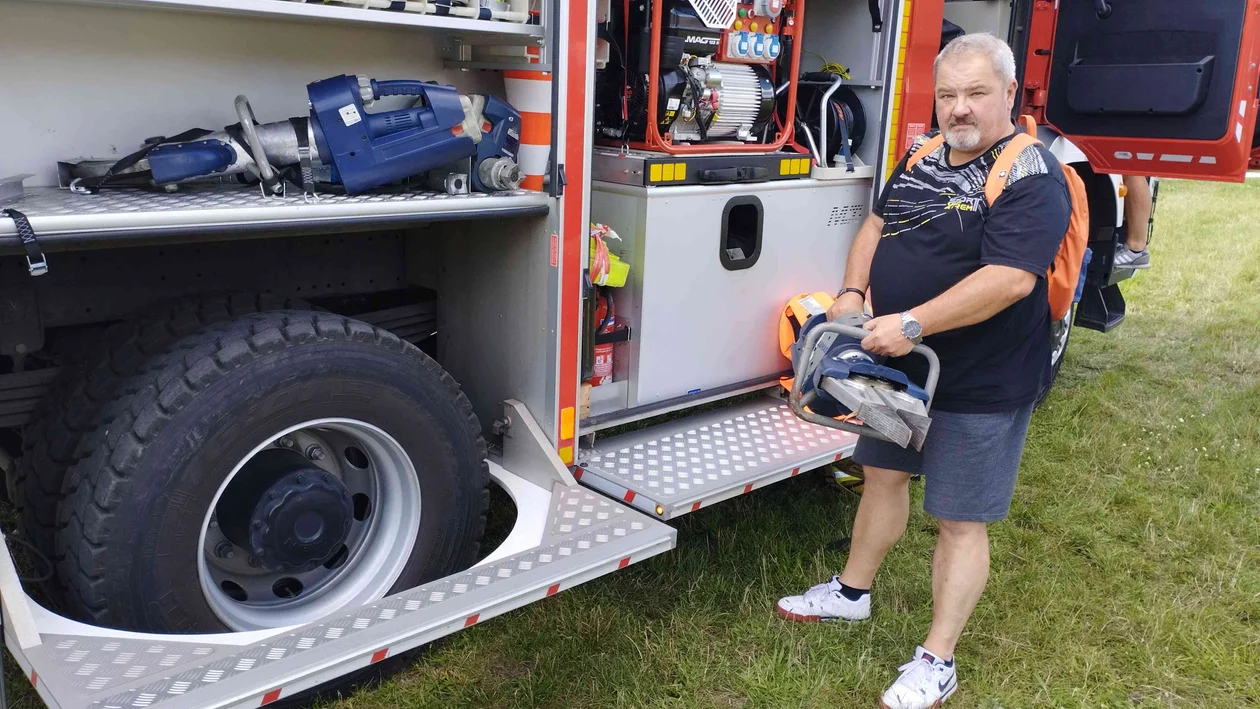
[
  {"x1": 561, "y1": 406, "x2": 575, "y2": 439},
  {"x1": 676, "y1": 162, "x2": 687, "y2": 180},
  {"x1": 663, "y1": 163, "x2": 675, "y2": 181},
  {"x1": 559, "y1": 446, "x2": 574, "y2": 464},
  {"x1": 649, "y1": 164, "x2": 663, "y2": 182},
  {"x1": 780, "y1": 159, "x2": 791, "y2": 176}
]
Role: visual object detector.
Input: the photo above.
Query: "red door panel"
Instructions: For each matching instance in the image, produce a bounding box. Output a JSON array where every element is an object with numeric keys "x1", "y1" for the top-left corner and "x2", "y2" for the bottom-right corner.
[{"x1": 1035, "y1": 0, "x2": 1260, "y2": 182}]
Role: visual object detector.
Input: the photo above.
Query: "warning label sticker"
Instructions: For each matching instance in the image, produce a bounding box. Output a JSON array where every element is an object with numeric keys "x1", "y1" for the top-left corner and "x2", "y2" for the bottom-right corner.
[
  {"x1": 339, "y1": 104, "x2": 363, "y2": 127},
  {"x1": 798, "y1": 295, "x2": 826, "y2": 316}
]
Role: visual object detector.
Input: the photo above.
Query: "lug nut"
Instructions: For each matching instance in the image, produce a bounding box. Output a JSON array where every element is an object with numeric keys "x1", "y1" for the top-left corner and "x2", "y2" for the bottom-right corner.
[
  {"x1": 248, "y1": 555, "x2": 262, "y2": 568},
  {"x1": 214, "y1": 541, "x2": 235, "y2": 560},
  {"x1": 277, "y1": 436, "x2": 295, "y2": 448},
  {"x1": 305, "y1": 445, "x2": 326, "y2": 461}
]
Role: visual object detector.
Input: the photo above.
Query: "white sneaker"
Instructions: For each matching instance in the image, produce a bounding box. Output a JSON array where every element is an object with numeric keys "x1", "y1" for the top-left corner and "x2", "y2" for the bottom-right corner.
[
  {"x1": 879, "y1": 646, "x2": 958, "y2": 709},
  {"x1": 1114, "y1": 243, "x2": 1151, "y2": 269},
  {"x1": 775, "y1": 575, "x2": 870, "y2": 622}
]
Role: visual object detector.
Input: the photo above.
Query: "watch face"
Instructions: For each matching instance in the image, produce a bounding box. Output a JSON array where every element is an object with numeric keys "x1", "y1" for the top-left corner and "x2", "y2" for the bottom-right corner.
[{"x1": 903, "y1": 318, "x2": 922, "y2": 339}]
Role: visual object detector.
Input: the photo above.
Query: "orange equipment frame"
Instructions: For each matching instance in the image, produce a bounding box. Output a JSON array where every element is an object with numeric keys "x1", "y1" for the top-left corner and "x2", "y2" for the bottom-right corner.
[{"x1": 638, "y1": 0, "x2": 806, "y2": 154}]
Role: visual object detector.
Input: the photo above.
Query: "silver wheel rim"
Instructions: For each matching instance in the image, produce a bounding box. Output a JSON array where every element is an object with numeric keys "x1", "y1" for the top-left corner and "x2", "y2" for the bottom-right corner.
[
  {"x1": 1050, "y1": 310, "x2": 1072, "y2": 366},
  {"x1": 197, "y1": 419, "x2": 421, "y2": 631}
]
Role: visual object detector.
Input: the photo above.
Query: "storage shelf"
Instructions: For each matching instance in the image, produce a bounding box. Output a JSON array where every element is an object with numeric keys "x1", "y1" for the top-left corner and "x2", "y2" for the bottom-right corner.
[
  {"x1": 26, "y1": 0, "x2": 545, "y2": 42},
  {"x1": 0, "y1": 185, "x2": 550, "y2": 250}
]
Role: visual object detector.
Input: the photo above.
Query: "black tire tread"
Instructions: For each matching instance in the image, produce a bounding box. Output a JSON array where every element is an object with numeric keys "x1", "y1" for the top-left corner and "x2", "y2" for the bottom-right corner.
[
  {"x1": 55, "y1": 310, "x2": 489, "y2": 627},
  {"x1": 15, "y1": 294, "x2": 309, "y2": 570}
]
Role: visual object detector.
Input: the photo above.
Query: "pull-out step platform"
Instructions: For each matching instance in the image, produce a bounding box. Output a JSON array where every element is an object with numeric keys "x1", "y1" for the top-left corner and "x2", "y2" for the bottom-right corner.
[
  {"x1": 0, "y1": 185, "x2": 549, "y2": 251},
  {"x1": 1, "y1": 466, "x2": 674, "y2": 709},
  {"x1": 576, "y1": 396, "x2": 858, "y2": 520}
]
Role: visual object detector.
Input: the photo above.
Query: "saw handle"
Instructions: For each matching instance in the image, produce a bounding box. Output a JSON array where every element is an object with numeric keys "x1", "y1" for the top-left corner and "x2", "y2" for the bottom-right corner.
[
  {"x1": 787, "y1": 323, "x2": 940, "y2": 442},
  {"x1": 372, "y1": 80, "x2": 432, "y2": 99}
]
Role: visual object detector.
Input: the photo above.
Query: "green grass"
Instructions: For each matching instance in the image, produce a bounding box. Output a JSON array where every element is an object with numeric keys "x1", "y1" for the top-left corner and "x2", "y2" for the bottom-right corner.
[{"x1": 5, "y1": 179, "x2": 1259, "y2": 708}]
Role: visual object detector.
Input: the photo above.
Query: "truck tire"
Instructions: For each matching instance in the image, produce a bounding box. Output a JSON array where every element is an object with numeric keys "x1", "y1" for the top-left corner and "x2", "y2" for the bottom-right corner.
[
  {"x1": 55, "y1": 310, "x2": 489, "y2": 633},
  {"x1": 1035, "y1": 307, "x2": 1074, "y2": 409},
  {"x1": 14, "y1": 294, "x2": 308, "y2": 577}
]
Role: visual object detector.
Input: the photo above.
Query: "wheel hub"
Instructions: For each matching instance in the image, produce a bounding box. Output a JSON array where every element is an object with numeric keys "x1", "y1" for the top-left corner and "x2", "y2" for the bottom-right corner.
[{"x1": 249, "y1": 469, "x2": 353, "y2": 573}]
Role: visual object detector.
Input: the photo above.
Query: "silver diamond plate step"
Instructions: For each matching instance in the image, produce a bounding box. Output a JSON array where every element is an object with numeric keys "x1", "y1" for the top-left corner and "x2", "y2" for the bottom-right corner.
[
  {"x1": 576, "y1": 396, "x2": 858, "y2": 520},
  {"x1": 2, "y1": 478, "x2": 674, "y2": 709},
  {"x1": 0, "y1": 185, "x2": 549, "y2": 243}
]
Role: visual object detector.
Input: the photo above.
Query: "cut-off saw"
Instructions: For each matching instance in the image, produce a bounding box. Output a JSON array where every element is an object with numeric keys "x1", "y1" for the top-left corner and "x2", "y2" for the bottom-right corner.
[{"x1": 787, "y1": 317, "x2": 940, "y2": 451}]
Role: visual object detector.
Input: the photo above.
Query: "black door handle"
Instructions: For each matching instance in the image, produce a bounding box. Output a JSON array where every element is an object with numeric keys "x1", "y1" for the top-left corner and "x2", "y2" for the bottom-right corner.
[{"x1": 697, "y1": 166, "x2": 772, "y2": 183}]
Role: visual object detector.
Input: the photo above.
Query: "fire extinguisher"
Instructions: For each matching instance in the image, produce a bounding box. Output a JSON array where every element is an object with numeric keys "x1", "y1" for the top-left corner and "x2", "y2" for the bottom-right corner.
[{"x1": 589, "y1": 289, "x2": 615, "y2": 387}]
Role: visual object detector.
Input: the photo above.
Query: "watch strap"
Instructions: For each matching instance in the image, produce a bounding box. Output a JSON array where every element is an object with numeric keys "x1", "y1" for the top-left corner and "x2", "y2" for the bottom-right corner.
[{"x1": 838, "y1": 287, "x2": 866, "y2": 300}]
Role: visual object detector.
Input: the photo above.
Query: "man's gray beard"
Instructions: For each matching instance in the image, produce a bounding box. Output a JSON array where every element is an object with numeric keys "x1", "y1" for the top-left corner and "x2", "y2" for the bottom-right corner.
[{"x1": 944, "y1": 126, "x2": 981, "y2": 152}]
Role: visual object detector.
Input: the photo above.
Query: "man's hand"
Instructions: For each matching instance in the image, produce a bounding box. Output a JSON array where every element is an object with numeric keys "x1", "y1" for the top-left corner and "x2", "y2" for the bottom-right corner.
[
  {"x1": 827, "y1": 292, "x2": 866, "y2": 321},
  {"x1": 861, "y1": 314, "x2": 914, "y2": 357}
]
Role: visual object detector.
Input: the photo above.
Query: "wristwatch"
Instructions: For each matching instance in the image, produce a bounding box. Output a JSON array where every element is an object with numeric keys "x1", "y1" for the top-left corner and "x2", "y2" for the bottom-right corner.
[{"x1": 899, "y1": 311, "x2": 923, "y2": 344}]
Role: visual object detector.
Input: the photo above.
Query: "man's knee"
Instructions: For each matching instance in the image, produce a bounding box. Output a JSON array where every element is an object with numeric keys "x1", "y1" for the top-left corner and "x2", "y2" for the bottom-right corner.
[
  {"x1": 862, "y1": 465, "x2": 913, "y2": 491},
  {"x1": 936, "y1": 518, "x2": 987, "y2": 542}
]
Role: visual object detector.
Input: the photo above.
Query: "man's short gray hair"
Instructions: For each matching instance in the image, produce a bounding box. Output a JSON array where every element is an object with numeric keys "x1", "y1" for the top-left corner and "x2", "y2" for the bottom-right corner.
[{"x1": 934, "y1": 33, "x2": 1017, "y2": 85}]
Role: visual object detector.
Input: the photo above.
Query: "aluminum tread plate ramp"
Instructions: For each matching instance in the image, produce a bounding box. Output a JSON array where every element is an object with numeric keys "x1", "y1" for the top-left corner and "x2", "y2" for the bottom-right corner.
[
  {"x1": 3, "y1": 483, "x2": 674, "y2": 709},
  {"x1": 0, "y1": 186, "x2": 549, "y2": 245},
  {"x1": 576, "y1": 396, "x2": 858, "y2": 520}
]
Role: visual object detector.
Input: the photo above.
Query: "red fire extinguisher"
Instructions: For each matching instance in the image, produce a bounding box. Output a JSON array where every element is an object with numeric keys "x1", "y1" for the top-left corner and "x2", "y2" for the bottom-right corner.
[{"x1": 589, "y1": 290, "x2": 615, "y2": 387}]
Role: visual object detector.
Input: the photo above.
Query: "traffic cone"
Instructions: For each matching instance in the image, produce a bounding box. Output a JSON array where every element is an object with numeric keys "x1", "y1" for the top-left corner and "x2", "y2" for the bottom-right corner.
[{"x1": 503, "y1": 46, "x2": 551, "y2": 192}]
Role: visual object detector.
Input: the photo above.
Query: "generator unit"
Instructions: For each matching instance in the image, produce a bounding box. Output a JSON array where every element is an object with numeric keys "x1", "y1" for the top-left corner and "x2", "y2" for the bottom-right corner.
[{"x1": 594, "y1": 0, "x2": 803, "y2": 154}]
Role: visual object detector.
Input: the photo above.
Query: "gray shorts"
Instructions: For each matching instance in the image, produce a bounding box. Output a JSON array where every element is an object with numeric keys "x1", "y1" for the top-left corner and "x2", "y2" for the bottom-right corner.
[{"x1": 851, "y1": 403, "x2": 1035, "y2": 522}]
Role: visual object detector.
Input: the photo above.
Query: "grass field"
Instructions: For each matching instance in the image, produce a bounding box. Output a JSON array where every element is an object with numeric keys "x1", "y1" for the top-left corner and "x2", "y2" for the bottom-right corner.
[{"x1": 4, "y1": 178, "x2": 1259, "y2": 708}]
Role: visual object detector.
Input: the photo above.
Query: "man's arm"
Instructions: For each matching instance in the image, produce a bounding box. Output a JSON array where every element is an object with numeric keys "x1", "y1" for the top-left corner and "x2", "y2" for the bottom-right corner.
[
  {"x1": 910, "y1": 265, "x2": 1035, "y2": 336},
  {"x1": 859, "y1": 265, "x2": 1034, "y2": 356},
  {"x1": 827, "y1": 213, "x2": 884, "y2": 319}
]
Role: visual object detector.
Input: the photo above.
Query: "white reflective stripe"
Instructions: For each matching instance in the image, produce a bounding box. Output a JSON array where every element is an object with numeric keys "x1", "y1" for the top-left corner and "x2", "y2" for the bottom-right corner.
[
  {"x1": 517, "y1": 143, "x2": 552, "y2": 175},
  {"x1": 1242, "y1": 99, "x2": 1248, "y2": 118},
  {"x1": 1115, "y1": 151, "x2": 1133, "y2": 159},
  {"x1": 1159, "y1": 154, "x2": 1193, "y2": 163},
  {"x1": 1137, "y1": 153, "x2": 1155, "y2": 160},
  {"x1": 1200, "y1": 156, "x2": 1217, "y2": 164},
  {"x1": 1237, "y1": 122, "x2": 1245, "y2": 143},
  {"x1": 503, "y1": 76, "x2": 552, "y2": 114}
]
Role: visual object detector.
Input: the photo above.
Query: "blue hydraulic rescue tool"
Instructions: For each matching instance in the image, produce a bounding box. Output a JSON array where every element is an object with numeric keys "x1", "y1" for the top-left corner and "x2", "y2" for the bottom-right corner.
[
  {"x1": 787, "y1": 318, "x2": 940, "y2": 451},
  {"x1": 75, "y1": 74, "x2": 525, "y2": 197}
]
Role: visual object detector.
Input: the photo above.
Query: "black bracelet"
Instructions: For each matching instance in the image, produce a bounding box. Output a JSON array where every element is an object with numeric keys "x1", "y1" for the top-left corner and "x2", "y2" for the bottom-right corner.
[{"x1": 838, "y1": 287, "x2": 866, "y2": 300}]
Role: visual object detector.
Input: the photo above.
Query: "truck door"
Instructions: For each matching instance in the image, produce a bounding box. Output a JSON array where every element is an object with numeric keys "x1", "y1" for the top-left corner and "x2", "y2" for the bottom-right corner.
[{"x1": 1030, "y1": 0, "x2": 1260, "y2": 181}]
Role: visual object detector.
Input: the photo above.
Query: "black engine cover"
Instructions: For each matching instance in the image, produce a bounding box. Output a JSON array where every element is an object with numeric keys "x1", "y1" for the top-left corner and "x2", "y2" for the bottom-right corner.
[
  {"x1": 594, "y1": 0, "x2": 728, "y2": 143},
  {"x1": 664, "y1": 4, "x2": 723, "y2": 58}
]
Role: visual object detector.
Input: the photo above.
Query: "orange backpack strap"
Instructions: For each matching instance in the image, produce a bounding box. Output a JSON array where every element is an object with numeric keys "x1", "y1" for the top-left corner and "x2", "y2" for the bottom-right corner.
[
  {"x1": 983, "y1": 133, "x2": 1040, "y2": 205},
  {"x1": 906, "y1": 134, "x2": 946, "y2": 171},
  {"x1": 1018, "y1": 114, "x2": 1038, "y2": 137}
]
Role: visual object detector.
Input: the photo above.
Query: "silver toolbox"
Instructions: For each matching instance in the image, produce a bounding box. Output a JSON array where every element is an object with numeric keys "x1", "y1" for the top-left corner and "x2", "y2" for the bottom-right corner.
[{"x1": 591, "y1": 176, "x2": 870, "y2": 413}]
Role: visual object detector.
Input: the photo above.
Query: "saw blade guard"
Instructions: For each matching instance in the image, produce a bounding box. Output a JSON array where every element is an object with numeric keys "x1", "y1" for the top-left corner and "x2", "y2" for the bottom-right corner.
[{"x1": 787, "y1": 321, "x2": 940, "y2": 449}]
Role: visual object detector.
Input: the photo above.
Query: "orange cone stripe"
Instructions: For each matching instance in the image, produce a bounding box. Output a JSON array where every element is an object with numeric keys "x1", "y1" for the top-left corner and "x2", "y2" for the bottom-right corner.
[{"x1": 518, "y1": 112, "x2": 553, "y2": 144}]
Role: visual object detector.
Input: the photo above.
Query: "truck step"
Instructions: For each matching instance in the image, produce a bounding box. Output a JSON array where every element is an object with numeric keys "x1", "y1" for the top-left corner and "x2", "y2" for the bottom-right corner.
[
  {"x1": 576, "y1": 395, "x2": 858, "y2": 520},
  {"x1": 1076, "y1": 282, "x2": 1127, "y2": 332},
  {"x1": 1, "y1": 471, "x2": 675, "y2": 709}
]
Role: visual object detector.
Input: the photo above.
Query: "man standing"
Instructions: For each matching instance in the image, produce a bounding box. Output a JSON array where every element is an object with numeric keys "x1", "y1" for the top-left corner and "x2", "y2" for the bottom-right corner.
[{"x1": 776, "y1": 33, "x2": 1071, "y2": 708}]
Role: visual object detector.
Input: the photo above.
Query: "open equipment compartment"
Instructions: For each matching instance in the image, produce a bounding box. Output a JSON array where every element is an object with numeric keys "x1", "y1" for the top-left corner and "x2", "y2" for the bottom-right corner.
[{"x1": 581, "y1": 0, "x2": 905, "y2": 429}]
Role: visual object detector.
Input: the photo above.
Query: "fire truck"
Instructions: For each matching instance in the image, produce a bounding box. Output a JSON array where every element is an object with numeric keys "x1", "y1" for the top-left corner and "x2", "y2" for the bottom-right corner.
[{"x1": 0, "y1": 0, "x2": 1254, "y2": 706}]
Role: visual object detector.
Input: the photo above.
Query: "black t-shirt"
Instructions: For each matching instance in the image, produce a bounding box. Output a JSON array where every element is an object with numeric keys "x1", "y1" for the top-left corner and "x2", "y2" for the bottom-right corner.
[{"x1": 869, "y1": 131, "x2": 1072, "y2": 413}]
